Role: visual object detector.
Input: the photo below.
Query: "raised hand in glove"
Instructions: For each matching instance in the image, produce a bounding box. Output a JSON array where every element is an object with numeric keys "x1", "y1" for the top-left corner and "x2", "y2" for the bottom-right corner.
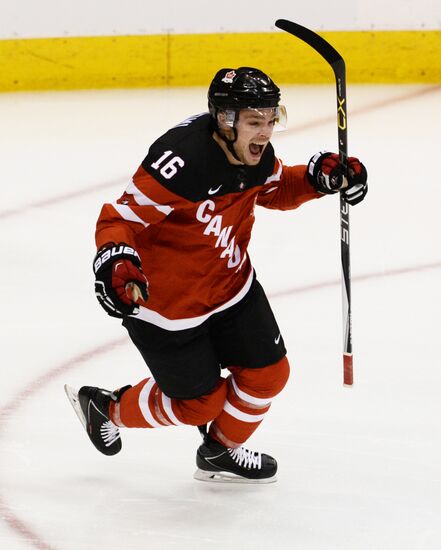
[
  {"x1": 93, "y1": 243, "x2": 149, "y2": 318},
  {"x1": 307, "y1": 151, "x2": 368, "y2": 206}
]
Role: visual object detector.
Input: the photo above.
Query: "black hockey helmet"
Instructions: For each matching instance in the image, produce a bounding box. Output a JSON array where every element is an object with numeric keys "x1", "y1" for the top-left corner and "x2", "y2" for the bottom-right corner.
[{"x1": 208, "y1": 67, "x2": 281, "y2": 122}]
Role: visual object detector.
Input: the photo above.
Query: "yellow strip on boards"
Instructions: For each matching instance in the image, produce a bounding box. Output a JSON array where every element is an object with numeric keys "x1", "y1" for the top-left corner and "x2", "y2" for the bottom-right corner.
[{"x1": 0, "y1": 30, "x2": 440, "y2": 92}]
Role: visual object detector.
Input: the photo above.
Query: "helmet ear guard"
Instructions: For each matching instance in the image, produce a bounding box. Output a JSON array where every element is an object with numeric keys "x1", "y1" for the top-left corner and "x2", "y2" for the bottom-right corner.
[
  {"x1": 215, "y1": 110, "x2": 240, "y2": 160},
  {"x1": 216, "y1": 109, "x2": 238, "y2": 129}
]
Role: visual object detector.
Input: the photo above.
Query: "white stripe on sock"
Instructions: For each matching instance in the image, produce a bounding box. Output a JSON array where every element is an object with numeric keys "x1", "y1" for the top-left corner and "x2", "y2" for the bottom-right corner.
[
  {"x1": 230, "y1": 376, "x2": 273, "y2": 407},
  {"x1": 161, "y1": 394, "x2": 185, "y2": 426},
  {"x1": 223, "y1": 400, "x2": 267, "y2": 423},
  {"x1": 138, "y1": 379, "x2": 163, "y2": 428}
]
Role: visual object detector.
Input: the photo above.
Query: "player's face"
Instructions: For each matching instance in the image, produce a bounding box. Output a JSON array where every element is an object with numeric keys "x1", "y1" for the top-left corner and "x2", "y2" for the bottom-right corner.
[{"x1": 233, "y1": 108, "x2": 276, "y2": 165}]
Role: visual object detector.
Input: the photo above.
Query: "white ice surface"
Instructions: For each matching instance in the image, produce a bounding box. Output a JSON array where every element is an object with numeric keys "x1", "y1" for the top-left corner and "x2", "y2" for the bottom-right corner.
[{"x1": 0, "y1": 84, "x2": 440, "y2": 550}]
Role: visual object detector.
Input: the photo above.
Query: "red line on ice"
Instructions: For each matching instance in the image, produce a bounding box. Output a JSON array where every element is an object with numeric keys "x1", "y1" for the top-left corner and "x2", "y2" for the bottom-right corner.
[
  {"x1": 0, "y1": 85, "x2": 440, "y2": 222},
  {"x1": 0, "y1": 177, "x2": 127, "y2": 220},
  {"x1": 0, "y1": 337, "x2": 127, "y2": 550}
]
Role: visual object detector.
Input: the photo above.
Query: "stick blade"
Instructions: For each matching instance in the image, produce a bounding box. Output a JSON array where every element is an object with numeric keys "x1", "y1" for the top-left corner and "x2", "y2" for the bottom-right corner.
[{"x1": 274, "y1": 19, "x2": 344, "y2": 68}]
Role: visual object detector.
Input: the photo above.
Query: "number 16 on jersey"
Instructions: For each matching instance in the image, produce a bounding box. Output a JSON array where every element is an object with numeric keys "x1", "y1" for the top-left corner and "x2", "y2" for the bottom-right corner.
[{"x1": 151, "y1": 151, "x2": 185, "y2": 179}]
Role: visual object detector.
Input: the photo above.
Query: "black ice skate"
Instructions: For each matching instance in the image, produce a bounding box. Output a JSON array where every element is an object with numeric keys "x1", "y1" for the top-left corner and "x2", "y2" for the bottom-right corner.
[
  {"x1": 64, "y1": 384, "x2": 122, "y2": 456},
  {"x1": 194, "y1": 436, "x2": 277, "y2": 484}
]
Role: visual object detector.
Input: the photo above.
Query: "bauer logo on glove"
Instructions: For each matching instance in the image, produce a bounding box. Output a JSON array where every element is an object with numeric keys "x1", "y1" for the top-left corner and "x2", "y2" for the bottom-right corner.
[
  {"x1": 93, "y1": 244, "x2": 141, "y2": 273},
  {"x1": 93, "y1": 243, "x2": 149, "y2": 318}
]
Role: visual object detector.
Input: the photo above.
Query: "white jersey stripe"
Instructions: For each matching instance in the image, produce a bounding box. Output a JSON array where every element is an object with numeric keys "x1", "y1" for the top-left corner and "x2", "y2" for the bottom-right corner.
[
  {"x1": 161, "y1": 394, "x2": 185, "y2": 426},
  {"x1": 112, "y1": 203, "x2": 150, "y2": 228},
  {"x1": 264, "y1": 157, "x2": 283, "y2": 185},
  {"x1": 223, "y1": 400, "x2": 267, "y2": 423},
  {"x1": 131, "y1": 268, "x2": 254, "y2": 331},
  {"x1": 230, "y1": 376, "x2": 273, "y2": 407},
  {"x1": 126, "y1": 181, "x2": 174, "y2": 216},
  {"x1": 138, "y1": 379, "x2": 163, "y2": 428},
  {"x1": 234, "y1": 252, "x2": 248, "y2": 273}
]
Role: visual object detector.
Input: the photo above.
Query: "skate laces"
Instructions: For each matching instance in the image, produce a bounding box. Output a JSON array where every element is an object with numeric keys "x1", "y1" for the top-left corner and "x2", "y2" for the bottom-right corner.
[
  {"x1": 100, "y1": 420, "x2": 120, "y2": 447},
  {"x1": 228, "y1": 447, "x2": 262, "y2": 470}
]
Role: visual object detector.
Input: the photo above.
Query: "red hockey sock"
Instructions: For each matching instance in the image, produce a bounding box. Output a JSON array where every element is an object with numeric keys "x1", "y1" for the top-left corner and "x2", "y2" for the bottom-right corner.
[
  {"x1": 109, "y1": 377, "x2": 227, "y2": 428},
  {"x1": 209, "y1": 356, "x2": 290, "y2": 447}
]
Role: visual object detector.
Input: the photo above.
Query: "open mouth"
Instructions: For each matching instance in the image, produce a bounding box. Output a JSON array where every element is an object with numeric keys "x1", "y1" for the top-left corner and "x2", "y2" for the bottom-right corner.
[{"x1": 249, "y1": 143, "x2": 265, "y2": 157}]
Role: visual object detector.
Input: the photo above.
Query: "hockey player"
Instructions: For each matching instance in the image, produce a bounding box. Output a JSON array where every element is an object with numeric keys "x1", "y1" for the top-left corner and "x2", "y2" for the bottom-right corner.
[{"x1": 65, "y1": 67, "x2": 367, "y2": 483}]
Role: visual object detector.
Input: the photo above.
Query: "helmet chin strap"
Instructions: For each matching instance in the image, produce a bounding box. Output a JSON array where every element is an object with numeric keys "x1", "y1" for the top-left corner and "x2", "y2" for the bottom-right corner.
[{"x1": 215, "y1": 127, "x2": 243, "y2": 163}]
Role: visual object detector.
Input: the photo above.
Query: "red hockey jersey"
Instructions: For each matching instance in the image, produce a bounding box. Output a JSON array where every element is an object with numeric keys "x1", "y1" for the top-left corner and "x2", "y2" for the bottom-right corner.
[{"x1": 95, "y1": 113, "x2": 322, "y2": 330}]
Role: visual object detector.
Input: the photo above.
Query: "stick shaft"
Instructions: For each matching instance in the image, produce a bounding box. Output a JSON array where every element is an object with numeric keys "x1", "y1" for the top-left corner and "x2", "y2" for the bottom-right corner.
[
  {"x1": 335, "y1": 71, "x2": 353, "y2": 385},
  {"x1": 275, "y1": 19, "x2": 353, "y2": 385}
]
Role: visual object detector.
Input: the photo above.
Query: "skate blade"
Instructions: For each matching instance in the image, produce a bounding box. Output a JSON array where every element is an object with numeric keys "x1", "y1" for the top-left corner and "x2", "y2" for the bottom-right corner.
[
  {"x1": 193, "y1": 469, "x2": 277, "y2": 484},
  {"x1": 64, "y1": 384, "x2": 87, "y2": 431}
]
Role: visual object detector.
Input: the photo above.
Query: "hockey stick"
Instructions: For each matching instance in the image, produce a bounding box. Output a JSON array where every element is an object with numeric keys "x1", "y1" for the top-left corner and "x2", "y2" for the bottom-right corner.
[{"x1": 275, "y1": 19, "x2": 353, "y2": 386}]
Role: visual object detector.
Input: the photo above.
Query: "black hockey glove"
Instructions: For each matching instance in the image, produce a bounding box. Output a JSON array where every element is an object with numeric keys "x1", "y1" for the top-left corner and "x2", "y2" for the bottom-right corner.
[
  {"x1": 93, "y1": 243, "x2": 149, "y2": 319},
  {"x1": 307, "y1": 151, "x2": 368, "y2": 206}
]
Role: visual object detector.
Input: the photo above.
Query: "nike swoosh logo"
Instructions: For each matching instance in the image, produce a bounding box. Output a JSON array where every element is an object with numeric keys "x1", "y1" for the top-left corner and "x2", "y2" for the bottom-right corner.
[
  {"x1": 208, "y1": 185, "x2": 222, "y2": 195},
  {"x1": 274, "y1": 334, "x2": 281, "y2": 345}
]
